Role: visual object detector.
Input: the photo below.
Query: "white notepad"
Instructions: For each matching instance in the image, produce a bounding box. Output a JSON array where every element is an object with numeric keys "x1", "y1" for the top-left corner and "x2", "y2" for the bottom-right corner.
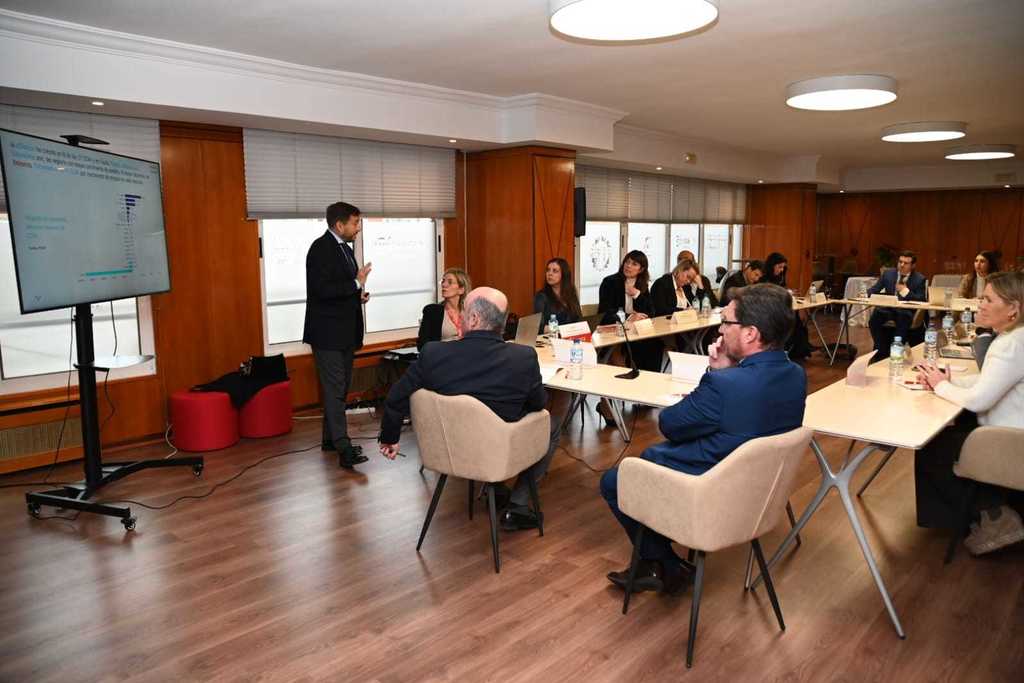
[{"x1": 668, "y1": 352, "x2": 709, "y2": 384}]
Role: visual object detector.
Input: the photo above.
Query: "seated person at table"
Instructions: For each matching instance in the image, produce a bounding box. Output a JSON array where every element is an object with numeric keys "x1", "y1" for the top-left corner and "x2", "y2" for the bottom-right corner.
[
  {"x1": 916, "y1": 272, "x2": 1024, "y2": 555},
  {"x1": 959, "y1": 251, "x2": 999, "y2": 300},
  {"x1": 677, "y1": 250, "x2": 719, "y2": 308},
  {"x1": 651, "y1": 259, "x2": 706, "y2": 316},
  {"x1": 763, "y1": 251, "x2": 813, "y2": 360},
  {"x1": 597, "y1": 250, "x2": 662, "y2": 373},
  {"x1": 601, "y1": 284, "x2": 807, "y2": 594},
  {"x1": 380, "y1": 287, "x2": 558, "y2": 531},
  {"x1": 534, "y1": 257, "x2": 583, "y2": 332},
  {"x1": 417, "y1": 267, "x2": 471, "y2": 350},
  {"x1": 867, "y1": 250, "x2": 927, "y2": 360},
  {"x1": 720, "y1": 260, "x2": 765, "y2": 307}
]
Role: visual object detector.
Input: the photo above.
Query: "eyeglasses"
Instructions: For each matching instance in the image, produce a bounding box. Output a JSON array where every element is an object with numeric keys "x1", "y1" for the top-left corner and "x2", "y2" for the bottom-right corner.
[{"x1": 719, "y1": 319, "x2": 745, "y2": 326}]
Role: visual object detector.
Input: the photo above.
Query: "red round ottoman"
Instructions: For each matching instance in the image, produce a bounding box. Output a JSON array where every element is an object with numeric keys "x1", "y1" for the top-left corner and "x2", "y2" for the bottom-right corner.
[
  {"x1": 169, "y1": 390, "x2": 239, "y2": 452},
  {"x1": 238, "y1": 380, "x2": 293, "y2": 438}
]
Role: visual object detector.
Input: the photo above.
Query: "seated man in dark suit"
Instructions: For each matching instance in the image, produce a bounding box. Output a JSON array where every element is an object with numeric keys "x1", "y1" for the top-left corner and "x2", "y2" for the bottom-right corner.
[
  {"x1": 719, "y1": 260, "x2": 764, "y2": 307},
  {"x1": 601, "y1": 283, "x2": 807, "y2": 595},
  {"x1": 867, "y1": 250, "x2": 927, "y2": 360},
  {"x1": 379, "y1": 287, "x2": 554, "y2": 530}
]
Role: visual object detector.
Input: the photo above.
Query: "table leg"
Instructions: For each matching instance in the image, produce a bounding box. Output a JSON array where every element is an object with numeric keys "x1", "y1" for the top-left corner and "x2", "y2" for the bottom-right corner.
[
  {"x1": 750, "y1": 438, "x2": 905, "y2": 638},
  {"x1": 608, "y1": 399, "x2": 631, "y2": 443}
]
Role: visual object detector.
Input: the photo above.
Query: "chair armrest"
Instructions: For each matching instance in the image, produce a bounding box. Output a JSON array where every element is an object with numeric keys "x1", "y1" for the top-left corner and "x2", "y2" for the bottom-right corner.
[
  {"x1": 955, "y1": 426, "x2": 1024, "y2": 491},
  {"x1": 619, "y1": 457, "x2": 705, "y2": 549}
]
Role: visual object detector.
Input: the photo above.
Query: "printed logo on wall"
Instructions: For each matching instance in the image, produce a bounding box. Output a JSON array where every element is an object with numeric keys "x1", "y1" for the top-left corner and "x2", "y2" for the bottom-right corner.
[{"x1": 590, "y1": 235, "x2": 613, "y2": 272}]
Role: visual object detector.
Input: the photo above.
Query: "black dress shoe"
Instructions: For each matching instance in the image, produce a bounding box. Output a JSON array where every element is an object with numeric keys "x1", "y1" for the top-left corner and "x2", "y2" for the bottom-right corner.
[
  {"x1": 338, "y1": 445, "x2": 368, "y2": 469},
  {"x1": 500, "y1": 506, "x2": 540, "y2": 532},
  {"x1": 607, "y1": 559, "x2": 692, "y2": 595}
]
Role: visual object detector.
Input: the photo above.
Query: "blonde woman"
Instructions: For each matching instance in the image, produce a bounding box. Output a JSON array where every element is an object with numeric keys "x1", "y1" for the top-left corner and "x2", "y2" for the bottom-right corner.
[
  {"x1": 916, "y1": 271, "x2": 1024, "y2": 555},
  {"x1": 417, "y1": 268, "x2": 471, "y2": 350}
]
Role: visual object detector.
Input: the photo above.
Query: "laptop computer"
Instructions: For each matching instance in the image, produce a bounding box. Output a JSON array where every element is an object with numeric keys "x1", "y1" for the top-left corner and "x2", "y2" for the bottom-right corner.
[
  {"x1": 513, "y1": 313, "x2": 543, "y2": 347},
  {"x1": 928, "y1": 286, "x2": 948, "y2": 305}
]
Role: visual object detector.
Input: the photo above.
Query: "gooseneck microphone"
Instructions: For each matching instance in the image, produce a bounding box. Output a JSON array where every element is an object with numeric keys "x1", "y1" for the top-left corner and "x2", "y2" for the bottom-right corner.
[{"x1": 615, "y1": 309, "x2": 640, "y2": 380}]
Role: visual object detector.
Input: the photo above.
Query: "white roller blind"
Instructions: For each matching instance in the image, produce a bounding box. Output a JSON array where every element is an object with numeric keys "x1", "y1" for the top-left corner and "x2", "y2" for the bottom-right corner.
[
  {"x1": 0, "y1": 105, "x2": 160, "y2": 212},
  {"x1": 243, "y1": 129, "x2": 455, "y2": 218},
  {"x1": 578, "y1": 165, "x2": 747, "y2": 223}
]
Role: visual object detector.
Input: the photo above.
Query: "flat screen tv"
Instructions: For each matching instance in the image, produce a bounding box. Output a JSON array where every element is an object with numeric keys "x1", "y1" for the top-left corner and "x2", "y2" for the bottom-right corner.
[{"x1": 0, "y1": 127, "x2": 171, "y2": 314}]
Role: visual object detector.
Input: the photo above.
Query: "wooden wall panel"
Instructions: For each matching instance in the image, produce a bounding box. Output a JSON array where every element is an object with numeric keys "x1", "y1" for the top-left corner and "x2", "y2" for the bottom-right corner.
[
  {"x1": 745, "y1": 184, "x2": 817, "y2": 291},
  {"x1": 443, "y1": 152, "x2": 467, "y2": 270},
  {"x1": 817, "y1": 188, "x2": 1024, "y2": 277},
  {"x1": 532, "y1": 156, "x2": 576, "y2": 293}
]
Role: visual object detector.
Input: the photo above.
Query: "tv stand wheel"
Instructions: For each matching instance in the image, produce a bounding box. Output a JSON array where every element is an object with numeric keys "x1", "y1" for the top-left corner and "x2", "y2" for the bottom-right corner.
[
  {"x1": 122, "y1": 516, "x2": 137, "y2": 531},
  {"x1": 27, "y1": 503, "x2": 40, "y2": 518},
  {"x1": 192, "y1": 463, "x2": 204, "y2": 477}
]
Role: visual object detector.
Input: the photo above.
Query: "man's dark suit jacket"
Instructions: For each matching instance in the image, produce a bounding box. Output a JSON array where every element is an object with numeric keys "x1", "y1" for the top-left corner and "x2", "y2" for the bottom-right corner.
[
  {"x1": 867, "y1": 268, "x2": 928, "y2": 323},
  {"x1": 380, "y1": 330, "x2": 546, "y2": 444},
  {"x1": 598, "y1": 272, "x2": 653, "y2": 324},
  {"x1": 719, "y1": 271, "x2": 748, "y2": 307},
  {"x1": 641, "y1": 350, "x2": 806, "y2": 475},
  {"x1": 650, "y1": 272, "x2": 712, "y2": 317},
  {"x1": 302, "y1": 230, "x2": 364, "y2": 351}
]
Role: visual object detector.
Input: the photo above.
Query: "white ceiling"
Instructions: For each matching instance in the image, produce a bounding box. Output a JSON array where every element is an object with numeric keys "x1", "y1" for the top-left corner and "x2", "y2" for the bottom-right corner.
[{"x1": 2, "y1": 0, "x2": 1022, "y2": 170}]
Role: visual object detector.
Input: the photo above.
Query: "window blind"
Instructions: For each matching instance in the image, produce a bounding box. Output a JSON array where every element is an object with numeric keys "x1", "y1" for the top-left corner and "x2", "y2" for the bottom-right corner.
[
  {"x1": 577, "y1": 165, "x2": 747, "y2": 223},
  {"x1": 0, "y1": 105, "x2": 160, "y2": 213},
  {"x1": 243, "y1": 129, "x2": 456, "y2": 218}
]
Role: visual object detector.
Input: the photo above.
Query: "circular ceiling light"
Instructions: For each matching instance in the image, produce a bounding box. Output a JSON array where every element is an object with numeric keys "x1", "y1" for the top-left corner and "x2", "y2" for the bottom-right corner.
[
  {"x1": 549, "y1": 0, "x2": 719, "y2": 42},
  {"x1": 786, "y1": 75, "x2": 897, "y2": 111},
  {"x1": 881, "y1": 121, "x2": 966, "y2": 143},
  {"x1": 945, "y1": 144, "x2": 1016, "y2": 161}
]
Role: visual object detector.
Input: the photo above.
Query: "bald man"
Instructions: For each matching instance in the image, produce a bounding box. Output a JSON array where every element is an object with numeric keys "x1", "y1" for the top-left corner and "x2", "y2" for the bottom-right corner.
[{"x1": 379, "y1": 287, "x2": 552, "y2": 528}]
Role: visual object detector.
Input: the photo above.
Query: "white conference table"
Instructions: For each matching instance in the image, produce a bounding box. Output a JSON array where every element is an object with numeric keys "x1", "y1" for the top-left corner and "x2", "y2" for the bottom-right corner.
[
  {"x1": 751, "y1": 343, "x2": 978, "y2": 639},
  {"x1": 821, "y1": 296, "x2": 981, "y2": 365}
]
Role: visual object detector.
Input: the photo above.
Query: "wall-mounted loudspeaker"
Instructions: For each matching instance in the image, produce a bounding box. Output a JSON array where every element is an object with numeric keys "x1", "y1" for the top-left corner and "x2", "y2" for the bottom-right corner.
[{"x1": 573, "y1": 187, "x2": 586, "y2": 237}]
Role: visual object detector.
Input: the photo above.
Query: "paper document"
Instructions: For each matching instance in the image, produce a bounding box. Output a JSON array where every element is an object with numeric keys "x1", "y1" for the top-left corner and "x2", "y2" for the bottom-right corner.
[
  {"x1": 539, "y1": 364, "x2": 562, "y2": 382},
  {"x1": 550, "y1": 338, "x2": 598, "y2": 367},
  {"x1": 668, "y1": 352, "x2": 709, "y2": 384}
]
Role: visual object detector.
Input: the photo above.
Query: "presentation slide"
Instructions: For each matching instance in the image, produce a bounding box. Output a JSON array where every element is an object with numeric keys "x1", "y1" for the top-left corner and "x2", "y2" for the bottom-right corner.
[{"x1": 0, "y1": 129, "x2": 170, "y2": 313}]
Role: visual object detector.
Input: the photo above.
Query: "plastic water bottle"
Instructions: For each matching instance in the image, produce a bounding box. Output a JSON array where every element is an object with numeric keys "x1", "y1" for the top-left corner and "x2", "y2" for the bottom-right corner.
[
  {"x1": 889, "y1": 336, "x2": 904, "y2": 383},
  {"x1": 858, "y1": 281, "x2": 868, "y2": 299},
  {"x1": 568, "y1": 339, "x2": 584, "y2": 380},
  {"x1": 924, "y1": 321, "x2": 939, "y2": 363},
  {"x1": 960, "y1": 309, "x2": 974, "y2": 337},
  {"x1": 616, "y1": 308, "x2": 626, "y2": 336},
  {"x1": 548, "y1": 314, "x2": 559, "y2": 339},
  {"x1": 943, "y1": 287, "x2": 953, "y2": 308},
  {"x1": 700, "y1": 297, "x2": 709, "y2": 319},
  {"x1": 942, "y1": 311, "x2": 955, "y2": 344},
  {"x1": 808, "y1": 283, "x2": 817, "y2": 299}
]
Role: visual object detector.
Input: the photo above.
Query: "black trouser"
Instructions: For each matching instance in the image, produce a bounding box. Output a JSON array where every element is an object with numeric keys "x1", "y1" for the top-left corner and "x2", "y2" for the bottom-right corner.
[
  {"x1": 869, "y1": 308, "x2": 914, "y2": 356},
  {"x1": 313, "y1": 347, "x2": 355, "y2": 449},
  {"x1": 914, "y1": 411, "x2": 1005, "y2": 529}
]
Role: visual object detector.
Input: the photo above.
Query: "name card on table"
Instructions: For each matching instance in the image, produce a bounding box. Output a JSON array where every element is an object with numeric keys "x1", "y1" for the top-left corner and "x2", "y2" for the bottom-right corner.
[
  {"x1": 558, "y1": 321, "x2": 591, "y2": 341},
  {"x1": 952, "y1": 297, "x2": 980, "y2": 311},
  {"x1": 672, "y1": 309, "x2": 699, "y2": 325},
  {"x1": 869, "y1": 294, "x2": 898, "y2": 306},
  {"x1": 550, "y1": 338, "x2": 598, "y2": 367},
  {"x1": 845, "y1": 352, "x2": 872, "y2": 386},
  {"x1": 632, "y1": 318, "x2": 655, "y2": 335},
  {"x1": 668, "y1": 352, "x2": 709, "y2": 385}
]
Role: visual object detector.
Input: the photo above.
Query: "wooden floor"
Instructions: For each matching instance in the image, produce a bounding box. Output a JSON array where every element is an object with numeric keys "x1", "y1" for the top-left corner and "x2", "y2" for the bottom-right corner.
[{"x1": 1, "y1": 316, "x2": 1021, "y2": 682}]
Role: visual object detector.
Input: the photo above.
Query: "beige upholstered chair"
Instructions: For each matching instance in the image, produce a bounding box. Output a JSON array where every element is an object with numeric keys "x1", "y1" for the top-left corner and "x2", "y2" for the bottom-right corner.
[
  {"x1": 410, "y1": 389, "x2": 550, "y2": 573},
  {"x1": 945, "y1": 426, "x2": 1024, "y2": 562},
  {"x1": 618, "y1": 427, "x2": 813, "y2": 668}
]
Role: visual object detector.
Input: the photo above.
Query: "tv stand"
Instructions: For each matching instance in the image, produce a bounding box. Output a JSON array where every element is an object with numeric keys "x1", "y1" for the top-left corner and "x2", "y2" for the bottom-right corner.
[{"x1": 25, "y1": 303, "x2": 203, "y2": 530}]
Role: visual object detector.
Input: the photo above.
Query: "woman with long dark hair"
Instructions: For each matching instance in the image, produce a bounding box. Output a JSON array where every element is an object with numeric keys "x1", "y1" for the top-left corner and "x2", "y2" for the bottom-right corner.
[
  {"x1": 534, "y1": 257, "x2": 583, "y2": 331},
  {"x1": 959, "y1": 251, "x2": 1000, "y2": 299},
  {"x1": 598, "y1": 250, "x2": 653, "y2": 324},
  {"x1": 764, "y1": 252, "x2": 788, "y2": 287}
]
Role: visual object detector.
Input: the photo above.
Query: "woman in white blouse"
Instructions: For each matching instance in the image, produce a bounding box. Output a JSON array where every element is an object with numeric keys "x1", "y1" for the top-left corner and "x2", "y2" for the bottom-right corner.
[{"x1": 916, "y1": 271, "x2": 1024, "y2": 555}]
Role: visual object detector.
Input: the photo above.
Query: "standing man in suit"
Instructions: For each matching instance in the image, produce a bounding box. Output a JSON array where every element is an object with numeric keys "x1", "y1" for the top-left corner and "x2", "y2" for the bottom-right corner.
[
  {"x1": 378, "y1": 287, "x2": 553, "y2": 530},
  {"x1": 867, "y1": 250, "x2": 927, "y2": 360},
  {"x1": 601, "y1": 283, "x2": 807, "y2": 595},
  {"x1": 304, "y1": 202, "x2": 373, "y2": 469}
]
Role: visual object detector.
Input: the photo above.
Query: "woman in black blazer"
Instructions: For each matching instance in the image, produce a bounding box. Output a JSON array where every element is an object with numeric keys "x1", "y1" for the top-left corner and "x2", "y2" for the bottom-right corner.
[
  {"x1": 417, "y1": 267, "x2": 471, "y2": 350},
  {"x1": 534, "y1": 257, "x2": 583, "y2": 332},
  {"x1": 597, "y1": 250, "x2": 662, "y2": 373},
  {"x1": 650, "y1": 259, "x2": 709, "y2": 316}
]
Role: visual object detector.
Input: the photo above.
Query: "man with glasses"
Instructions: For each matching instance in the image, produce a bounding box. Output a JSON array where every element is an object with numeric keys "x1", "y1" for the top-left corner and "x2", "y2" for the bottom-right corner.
[{"x1": 600, "y1": 283, "x2": 807, "y2": 595}]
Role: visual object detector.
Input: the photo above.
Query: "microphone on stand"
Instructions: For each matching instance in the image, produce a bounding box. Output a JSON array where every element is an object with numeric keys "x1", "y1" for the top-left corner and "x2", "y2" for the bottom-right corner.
[{"x1": 615, "y1": 309, "x2": 640, "y2": 379}]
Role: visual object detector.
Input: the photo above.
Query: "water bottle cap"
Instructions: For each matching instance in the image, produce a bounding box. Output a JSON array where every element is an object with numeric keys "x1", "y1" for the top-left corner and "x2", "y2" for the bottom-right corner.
[
  {"x1": 894, "y1": 336, "x2": 902, "y2": 342},
  {"x1": 573, "y1": 338, "x2": 580, "y2": 344}
]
